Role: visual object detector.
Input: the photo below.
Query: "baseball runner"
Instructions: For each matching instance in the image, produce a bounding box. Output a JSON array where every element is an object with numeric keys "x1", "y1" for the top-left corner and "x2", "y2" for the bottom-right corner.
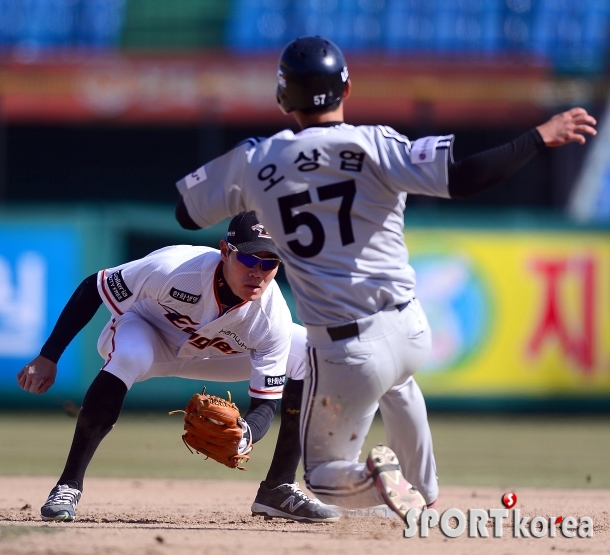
[
  {"x1": 174, "y1": 36, "x2": 597, "y2": 521},
  {"x1": 17, "y1": 211, "x2": 338, "y2": 523}
]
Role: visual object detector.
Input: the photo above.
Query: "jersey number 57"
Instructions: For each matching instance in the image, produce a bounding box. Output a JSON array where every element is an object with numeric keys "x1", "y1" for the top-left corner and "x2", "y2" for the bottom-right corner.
[{"x1": 277, "y1": 179, "x2": 356, "y2": 258}]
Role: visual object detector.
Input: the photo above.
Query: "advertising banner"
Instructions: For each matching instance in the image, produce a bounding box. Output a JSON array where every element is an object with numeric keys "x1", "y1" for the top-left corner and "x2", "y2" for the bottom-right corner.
[
  {"x1": 0, "y1": 55, "x2": 549, "y2": 126},
  {"x1": 0, "y1": 224, "x2": 82, "y2": 393},
  {"x1": 408, "y1": 229, "x2": 610, "y2": 398}
]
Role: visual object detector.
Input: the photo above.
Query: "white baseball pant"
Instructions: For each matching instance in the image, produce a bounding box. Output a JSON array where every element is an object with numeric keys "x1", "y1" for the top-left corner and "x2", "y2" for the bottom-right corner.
[
  {"x1": 301, "y1": 298, "x2": 438, "y2": 507},
  {"x1": 96, "y1": 313, "x2": 307, "y2": 388}
]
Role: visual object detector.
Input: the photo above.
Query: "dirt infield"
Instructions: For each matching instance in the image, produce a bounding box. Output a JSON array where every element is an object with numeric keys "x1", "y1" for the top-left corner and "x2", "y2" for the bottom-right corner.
[{"x1": 0, "y1": 477, "x2": 608, "y2": 555}]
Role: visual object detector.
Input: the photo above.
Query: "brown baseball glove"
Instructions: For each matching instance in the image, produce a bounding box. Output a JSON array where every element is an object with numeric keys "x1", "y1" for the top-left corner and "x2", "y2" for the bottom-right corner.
[{"x1": 170, "y1": 388, "x2": 252, "y2": 470}]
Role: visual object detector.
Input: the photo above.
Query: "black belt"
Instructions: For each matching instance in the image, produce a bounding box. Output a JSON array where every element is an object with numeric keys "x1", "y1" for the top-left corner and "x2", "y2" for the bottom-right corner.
[{"x1": 326, "y1": 299, "x2": 413, "y2": 342}]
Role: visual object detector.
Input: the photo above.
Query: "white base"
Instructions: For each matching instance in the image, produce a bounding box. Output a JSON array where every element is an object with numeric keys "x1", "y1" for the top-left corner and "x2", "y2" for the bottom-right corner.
[{"x1": 329, "y1": 504, "x2": 400, "y2": 519}]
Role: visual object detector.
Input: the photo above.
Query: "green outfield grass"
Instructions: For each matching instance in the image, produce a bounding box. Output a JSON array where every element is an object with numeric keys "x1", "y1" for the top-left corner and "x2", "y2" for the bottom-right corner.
[{"x1": 1, "y1": 412, "x2": 609, "y2": 489}]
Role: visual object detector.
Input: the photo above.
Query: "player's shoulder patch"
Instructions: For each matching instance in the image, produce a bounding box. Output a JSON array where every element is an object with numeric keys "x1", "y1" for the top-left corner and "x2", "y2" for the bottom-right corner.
[
  {"x1": 409, "y1": 135, "x2": 454, "y2": 165},
  {"x1": 410, "y1": 136, "x2": 440, "y2": 164},
  {"x1": 105, "y1": 269, "x2": 133, "y2": 303}
]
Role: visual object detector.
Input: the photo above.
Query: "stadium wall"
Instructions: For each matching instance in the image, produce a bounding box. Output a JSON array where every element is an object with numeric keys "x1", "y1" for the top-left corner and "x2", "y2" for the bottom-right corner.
[{"x1": 0, "y1": 204, "x2": 608, "y2": 412}]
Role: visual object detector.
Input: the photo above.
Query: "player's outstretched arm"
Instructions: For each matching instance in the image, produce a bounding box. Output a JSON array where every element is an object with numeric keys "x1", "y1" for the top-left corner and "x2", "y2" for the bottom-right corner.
[
  {"x1": 536, "y1": 107, "x2": 597, "y2": 147},
  {"x1": 17, "y1": 355, "x2": 57, "y2": 394},
  {"x1": 15, "y1": 274, "x2": 103, "y2": 395},
  {"x1": 448, "y1": 106, "x2": 598, "y2": 199}
]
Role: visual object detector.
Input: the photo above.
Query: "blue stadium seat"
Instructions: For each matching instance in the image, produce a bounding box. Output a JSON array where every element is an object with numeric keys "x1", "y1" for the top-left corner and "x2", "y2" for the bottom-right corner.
[
  {"x1": 0, "y1": 0, "x2": 25, "y2": 47},
  {"x1": 384, "y1": 0, "x2": 436, "y2": 52},
  {"x1": 225, "y1": 0, "x2": 609, "y2": 75},
  {"x1": 18, "y1": 0, "x2": 75, "y2": 48},
  {"x1": 0, "y1": 0, "x2": 126, "y2": 51},
  {"x1": 77, "y1": 0, "x2": 126, "y2": 48},
  {"x1": 385, "y1": 0, "x2": 502, "y2": 55},
  {"x1": 533, "y1": 0, "x2": 610, "y2": 74},
  {"x1": 292, "y1": 0, "x2": 338, "y2": 43},
  {"x1": 434, "y1": 0, "x2": 502, "y2": 54},
  {"x1": 226, "y1": 0, "x2": 292, "y2": 51},
  {"x1": 345, "y1": 0, "x2": 385, "y2": 51},
  {"x1": 500, "y1": 0, "x2": 536, "y2": 53}
]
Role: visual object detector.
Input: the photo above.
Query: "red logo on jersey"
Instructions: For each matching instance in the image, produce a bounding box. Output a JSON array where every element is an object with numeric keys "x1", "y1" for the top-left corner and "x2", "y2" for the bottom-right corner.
[{"x1": 160, "y1": 303, "x2": 242, "y2": 355}]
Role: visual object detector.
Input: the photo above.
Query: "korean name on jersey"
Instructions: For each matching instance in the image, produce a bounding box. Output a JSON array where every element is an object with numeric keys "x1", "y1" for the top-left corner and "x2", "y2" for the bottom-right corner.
[{"x1": 177, "y1": 125, "x2": 454, "y2": 327}]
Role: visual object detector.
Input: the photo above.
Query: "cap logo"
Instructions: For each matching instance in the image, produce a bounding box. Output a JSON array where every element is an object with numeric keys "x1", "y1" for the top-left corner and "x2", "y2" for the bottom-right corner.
[
  {"x1": 252, "y1": 223, "x2": 272, "y2": 239},
  {"x1": 341, "y1": 66, "x2": 349, "y2": 82},
  {"x1": 277, "y1": 69, "x2": 287, "y2": 88}
]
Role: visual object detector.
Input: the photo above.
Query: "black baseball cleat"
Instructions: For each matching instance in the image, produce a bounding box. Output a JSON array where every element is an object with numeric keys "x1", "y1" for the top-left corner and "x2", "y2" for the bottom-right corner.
[
  {"x1": 40, "y1": 483, "x2": 82, "y2": 522},
  {"x1": 251, "y1": 481, "x2": 340, "y2": 523}
]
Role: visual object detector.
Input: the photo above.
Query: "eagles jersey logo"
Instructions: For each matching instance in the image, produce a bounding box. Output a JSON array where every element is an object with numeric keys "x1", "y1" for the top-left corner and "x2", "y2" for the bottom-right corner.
[{"x1": 251, "y1": 223, "x2": 272, "y2": 239}]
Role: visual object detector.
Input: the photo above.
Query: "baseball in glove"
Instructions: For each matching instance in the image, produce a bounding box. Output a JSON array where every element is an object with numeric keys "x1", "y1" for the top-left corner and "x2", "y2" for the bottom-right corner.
[{"x1": 169, "y1": 387, "x2": 252, "y2": 470}]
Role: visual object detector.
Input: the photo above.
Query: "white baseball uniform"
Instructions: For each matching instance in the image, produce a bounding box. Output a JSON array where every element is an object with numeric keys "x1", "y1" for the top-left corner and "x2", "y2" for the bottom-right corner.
[
  {"x1": 95, "y1": 244, "x2": 306, "y2": 398},
  {"x1": 177, "y1": 124, "x2": 454, "y2": 506}
]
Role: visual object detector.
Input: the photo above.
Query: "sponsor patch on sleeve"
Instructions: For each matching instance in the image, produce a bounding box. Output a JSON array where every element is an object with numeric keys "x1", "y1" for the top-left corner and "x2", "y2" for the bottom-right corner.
[
  {"x1": 169, "y1": 287, "x2": 201, "y2": 304},
  {"x1": 185, "y1": 166, "x2": 207, "y2": 189},
  {"x1": 410, "y1": 136, "x2": 440, "y2": 165},
  {"x1": 265, "y1": 375, "x2": 286, "y2": 388},
  {"x1": 106, "y1": 270, "x2": 133, "y2": 303}
]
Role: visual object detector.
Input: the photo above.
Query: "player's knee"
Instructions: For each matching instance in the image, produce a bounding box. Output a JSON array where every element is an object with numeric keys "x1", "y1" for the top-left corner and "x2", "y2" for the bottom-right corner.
[{"x1": 110, "y1": 348, "x2": 152, "y2": 376}]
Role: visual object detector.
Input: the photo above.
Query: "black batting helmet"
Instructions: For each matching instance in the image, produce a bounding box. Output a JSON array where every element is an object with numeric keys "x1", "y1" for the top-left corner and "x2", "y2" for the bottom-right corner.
[{"x1": 276, "y1": 36, "x2": 349, "y2": 114}]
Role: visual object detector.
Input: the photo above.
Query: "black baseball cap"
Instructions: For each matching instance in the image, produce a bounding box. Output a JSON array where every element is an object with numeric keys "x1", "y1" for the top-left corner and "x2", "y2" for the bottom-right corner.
[{"x1": 226, "y1": 212, "x2": 281, "y2": 258}]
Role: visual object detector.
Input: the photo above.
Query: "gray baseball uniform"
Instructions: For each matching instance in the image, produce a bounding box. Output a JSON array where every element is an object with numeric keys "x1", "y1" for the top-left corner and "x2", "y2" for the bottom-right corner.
[{"x1": 176, "y1": 124, "x2": 453, "y2": 507}]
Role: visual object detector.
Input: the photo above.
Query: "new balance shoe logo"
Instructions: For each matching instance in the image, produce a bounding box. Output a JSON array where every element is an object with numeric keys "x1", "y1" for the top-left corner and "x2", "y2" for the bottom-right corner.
[{"x1": 280, "y1": 495, "x2": 305, "y2": 513}]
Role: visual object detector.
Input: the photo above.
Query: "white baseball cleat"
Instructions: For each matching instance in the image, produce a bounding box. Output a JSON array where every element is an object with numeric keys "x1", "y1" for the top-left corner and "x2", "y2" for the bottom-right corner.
[{"x1": 366, "y1": 444, "x2": 426, "y2": 522}]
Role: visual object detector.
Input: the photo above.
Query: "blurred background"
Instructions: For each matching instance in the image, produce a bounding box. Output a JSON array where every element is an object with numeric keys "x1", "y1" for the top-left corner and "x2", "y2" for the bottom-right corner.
[{"x1": 1, "y1": 0, "x2": 609, "y2": 412}]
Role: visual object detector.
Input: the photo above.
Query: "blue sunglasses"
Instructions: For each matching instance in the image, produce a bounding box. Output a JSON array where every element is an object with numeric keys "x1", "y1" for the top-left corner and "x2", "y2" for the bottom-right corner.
[{"x1": 227, "y1": 242, "x2": 281, "y2": 271}]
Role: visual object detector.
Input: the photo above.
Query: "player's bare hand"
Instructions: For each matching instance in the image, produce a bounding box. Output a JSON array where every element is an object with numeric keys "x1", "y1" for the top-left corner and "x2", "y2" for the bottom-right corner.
[
  {"x1": 17, "y1": 356, "x2": 57, "y2": 394},
  {"x1": 536, "y1": 107, "x2": 597, "y2": 147}
]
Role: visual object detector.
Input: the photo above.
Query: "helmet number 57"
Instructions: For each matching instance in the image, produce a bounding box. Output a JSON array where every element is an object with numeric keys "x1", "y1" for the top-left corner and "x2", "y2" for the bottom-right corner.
[
  {"x1": 278, "y1": 179, "x2": 356, "y2": 258},
  {"x1": 313, "y1": 94, "x2": 326, "y2": 105}
]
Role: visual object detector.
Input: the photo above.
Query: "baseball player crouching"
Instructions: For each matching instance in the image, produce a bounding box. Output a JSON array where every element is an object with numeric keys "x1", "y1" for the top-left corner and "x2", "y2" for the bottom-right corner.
[
  {"x1": 174, "y1": 37, "x2": 597, "y2": 521},
  {"x1": 16, "y1": 211, "x2": 339, "y2": 524}
]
